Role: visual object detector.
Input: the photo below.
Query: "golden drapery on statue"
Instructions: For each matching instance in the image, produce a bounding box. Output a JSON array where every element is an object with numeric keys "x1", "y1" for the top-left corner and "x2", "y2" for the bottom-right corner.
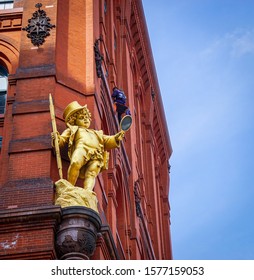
[{"x1": 50, "y1": 97, "x2": 126, "y2": 212}]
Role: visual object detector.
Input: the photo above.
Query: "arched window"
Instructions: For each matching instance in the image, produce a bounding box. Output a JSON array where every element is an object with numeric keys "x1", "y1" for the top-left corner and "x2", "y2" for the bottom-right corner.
[
  {"x1": 0, "y1": 65, "x2": 8, "y2": 114},
  {"x1": 0, "y1": 0, "x2": 14, "y2": 10}
]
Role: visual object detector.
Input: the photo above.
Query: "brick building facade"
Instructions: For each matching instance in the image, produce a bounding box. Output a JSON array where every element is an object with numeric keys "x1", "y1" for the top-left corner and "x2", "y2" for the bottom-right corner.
[{"x1": 0, "y1": 0, "x2": 173, "y2": 259}]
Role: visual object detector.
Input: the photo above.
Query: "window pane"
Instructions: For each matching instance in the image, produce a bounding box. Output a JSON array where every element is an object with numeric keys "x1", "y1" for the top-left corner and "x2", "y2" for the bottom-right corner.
[
  {"x1": 0, "y1": 66, "x2": 8, "y2": 114},
  {"x1": 0, "y1": 93, "x2": 6, "y2": 114},
  {"x1": 5, "y1": 3, "x2": 13, "y2": 9},
  {"x1": 0, "y1": 77, "x2": 7, "y2": 90},
  {"x1": 0, "y1": 1, "x2": 13, "y2": 9}
]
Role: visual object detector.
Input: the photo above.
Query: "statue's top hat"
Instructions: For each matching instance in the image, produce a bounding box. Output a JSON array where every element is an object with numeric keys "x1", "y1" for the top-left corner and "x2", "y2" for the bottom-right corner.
[{"x1": 63, "y1": 101, "x2": 91, "y2": 123}]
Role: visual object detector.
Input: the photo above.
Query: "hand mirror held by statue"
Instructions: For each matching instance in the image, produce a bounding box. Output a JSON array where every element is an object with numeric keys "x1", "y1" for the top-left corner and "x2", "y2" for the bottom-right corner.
[{"x1": 120, "y1": 115, "x2": 132, "y2": 131}]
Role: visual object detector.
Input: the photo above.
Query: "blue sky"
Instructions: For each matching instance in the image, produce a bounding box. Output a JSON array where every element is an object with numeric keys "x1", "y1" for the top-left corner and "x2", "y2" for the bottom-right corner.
[{"x1": 143, "y1": 0, "x2": 254, "y2": 260}]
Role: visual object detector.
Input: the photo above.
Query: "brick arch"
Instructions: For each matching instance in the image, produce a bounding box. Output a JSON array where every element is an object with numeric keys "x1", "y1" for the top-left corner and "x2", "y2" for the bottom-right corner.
[{"x1": 0, "y1": 35, "x2": 19, "y2": 74}]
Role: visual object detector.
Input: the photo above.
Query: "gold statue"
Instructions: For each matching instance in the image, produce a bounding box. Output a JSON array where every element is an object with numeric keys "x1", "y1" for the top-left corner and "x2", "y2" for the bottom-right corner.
[{"x1": 50, "y1": 99, "x2": 126, "y2": 212}]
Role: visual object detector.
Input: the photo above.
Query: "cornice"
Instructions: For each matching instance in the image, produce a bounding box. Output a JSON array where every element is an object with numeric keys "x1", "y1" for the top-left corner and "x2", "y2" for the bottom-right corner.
[
  {"x1": 0, "y1": 8, "x2": 23, "y2": 31},
  {"x1": 131, "y1": 0, "x2": 172, "y2": 157}
]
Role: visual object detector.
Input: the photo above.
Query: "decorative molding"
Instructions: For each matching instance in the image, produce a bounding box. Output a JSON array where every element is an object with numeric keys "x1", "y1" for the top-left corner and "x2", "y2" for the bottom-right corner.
[
  {"x1": 100, "y1": 225, "x2": 120, "y2": 260},
  {"x1": 0, "y1": 117, "x2": 4, "y2": 127},
  {"x1": 0, "y1": 8, "x2": 23, "y2": 31},
  {"x1": 0, "y1": 205, "x2": 61, "y2": 260},
  {"x1": 22, "y1": 3, "x2": 55, "y2": 47},
  {"x1": 9, "y1": 135, "x2": 51, "y2": 154}
]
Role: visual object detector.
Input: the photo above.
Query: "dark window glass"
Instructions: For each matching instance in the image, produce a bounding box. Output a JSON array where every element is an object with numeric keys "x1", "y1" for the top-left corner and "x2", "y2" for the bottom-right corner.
[{"x1": 0, "y1": 65, "x2": 8, "y2": 114}]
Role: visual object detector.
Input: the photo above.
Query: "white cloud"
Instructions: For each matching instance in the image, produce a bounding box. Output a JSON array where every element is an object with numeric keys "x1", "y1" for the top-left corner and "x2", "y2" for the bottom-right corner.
[
  {"x1": 201, "y1": 28, "x2": 254, "y2": 59},
  {"x1": 229, "y1": 29, "x2": 254, "y2": 57},
  {"x1": 164, "y1": 28, "x2": 254, "y2": 162}
]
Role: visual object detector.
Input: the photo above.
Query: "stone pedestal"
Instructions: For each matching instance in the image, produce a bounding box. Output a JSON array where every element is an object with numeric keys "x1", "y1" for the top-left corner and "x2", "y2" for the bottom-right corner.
[{"x1": 55, "y1": 206, "x2": 102, "y2": 260}]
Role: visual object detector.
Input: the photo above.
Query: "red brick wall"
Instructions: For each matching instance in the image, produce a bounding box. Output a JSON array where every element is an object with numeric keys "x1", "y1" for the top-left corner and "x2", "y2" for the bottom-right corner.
[{"x1": 0, "y1": 0, "x2": 173, "y2": 260}]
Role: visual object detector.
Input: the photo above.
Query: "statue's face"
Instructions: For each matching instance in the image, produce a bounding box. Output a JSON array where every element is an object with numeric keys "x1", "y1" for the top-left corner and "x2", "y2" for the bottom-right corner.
[{"x1": 75, "y1": 114, "x2": 91, "y2": 128}]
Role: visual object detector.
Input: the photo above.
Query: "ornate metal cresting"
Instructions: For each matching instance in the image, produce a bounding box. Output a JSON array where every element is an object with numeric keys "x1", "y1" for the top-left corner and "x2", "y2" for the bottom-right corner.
[
  {"x1": 151, "y1": 87, "x2": 156, "y2": 102},
  {"x1": 168, "y1": 161, "x2": 171, "y2": 173},
  {"x1": 134, "y1": 181, "x2": 143, "y2": 218},
  {"x1": 94, "y1": 38, "x2": 104, "y2": 78},
  {"x1": 22, "y1": 3, "x2": 55, "y2": 47}
]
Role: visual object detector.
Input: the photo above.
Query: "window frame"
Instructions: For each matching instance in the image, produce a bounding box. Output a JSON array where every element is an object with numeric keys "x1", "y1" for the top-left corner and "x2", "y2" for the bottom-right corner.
[
  {"x1": 0, "y1": 0, "x2": 14, "y2": 10},
  {"x1": 0, "y1": 65, "x2": 8, "y2": 115}
]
